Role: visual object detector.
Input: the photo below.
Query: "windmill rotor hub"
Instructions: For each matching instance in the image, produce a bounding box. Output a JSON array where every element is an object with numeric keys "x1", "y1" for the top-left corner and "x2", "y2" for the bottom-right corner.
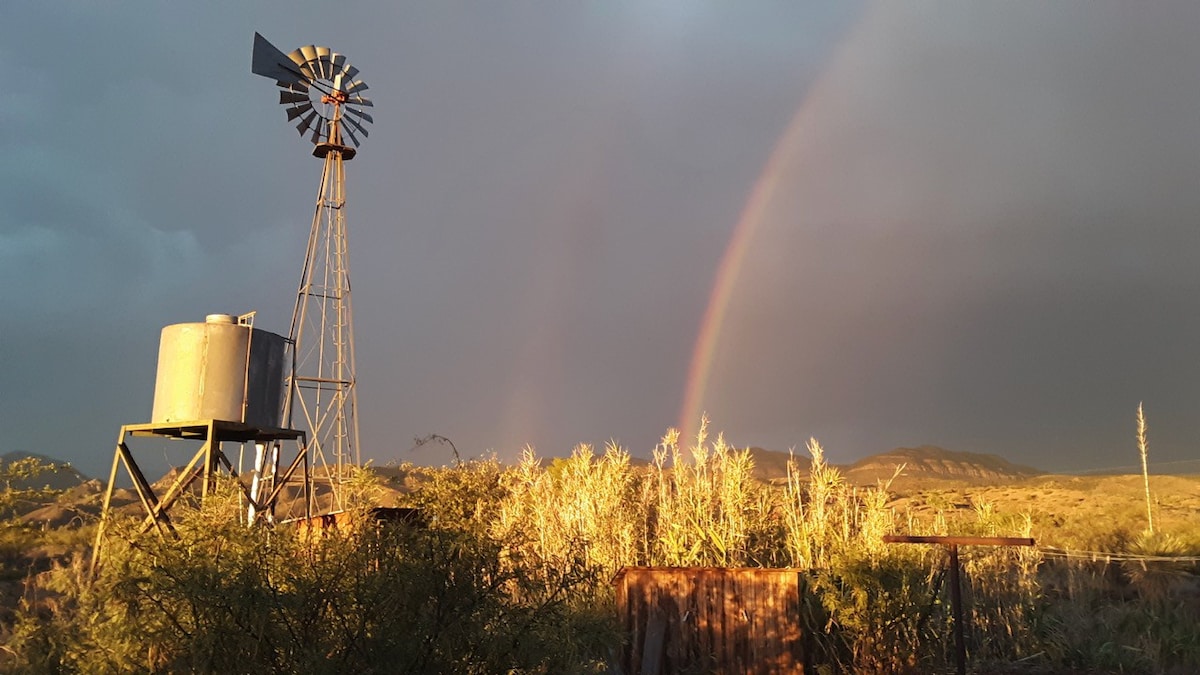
[{"x1": 252, "y1": 33, "x2": 374, "y2": 153}]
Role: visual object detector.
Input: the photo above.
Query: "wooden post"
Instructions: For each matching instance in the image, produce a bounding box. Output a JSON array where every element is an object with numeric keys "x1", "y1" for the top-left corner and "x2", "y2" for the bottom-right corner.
[
  {"x1": 947, "y1": 544, "x2": 964, "y2": 675},
  {"x1": 89, "y1": 432, "x2": 125, "y2": 577},
  {"x1": 882, "y1": 535, "x2": 1035, "y2": 675}
]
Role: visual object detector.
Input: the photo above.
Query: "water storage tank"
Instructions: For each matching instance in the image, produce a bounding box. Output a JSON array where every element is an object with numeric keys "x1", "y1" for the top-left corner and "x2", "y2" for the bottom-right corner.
[{"x1": 151, "y1": 314, "x2": 287, "y2": 427}]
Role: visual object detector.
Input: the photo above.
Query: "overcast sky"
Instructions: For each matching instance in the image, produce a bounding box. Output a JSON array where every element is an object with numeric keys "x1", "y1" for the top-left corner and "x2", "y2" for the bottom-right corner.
[{"x1": 4, "y1": 1, "x2": 1200, "y2": 478}]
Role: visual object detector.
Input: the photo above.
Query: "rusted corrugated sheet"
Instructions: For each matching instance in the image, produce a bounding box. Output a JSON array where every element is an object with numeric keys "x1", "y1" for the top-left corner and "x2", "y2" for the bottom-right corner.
[{"x1": 614, "y1": 567, "x2": 808, "y2": 675}]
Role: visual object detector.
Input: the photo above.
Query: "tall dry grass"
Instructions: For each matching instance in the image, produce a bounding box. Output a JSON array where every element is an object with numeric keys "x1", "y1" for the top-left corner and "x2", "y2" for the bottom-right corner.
[
  {"x1": 389, "y1": 418, "x2": 1200, "y2": 672},
  {"x1": 646, "y1": 420, "x2": 773, "y2": 567},
  {"x1": 490, "y1": 419, "x2": 1058, "y2": 672},
  {"x1": 496, "y1": 443, "x2": 644, "y2": 572},
  {"x1": 781, "y1": 437, "x2": 897, "y2": 569}
]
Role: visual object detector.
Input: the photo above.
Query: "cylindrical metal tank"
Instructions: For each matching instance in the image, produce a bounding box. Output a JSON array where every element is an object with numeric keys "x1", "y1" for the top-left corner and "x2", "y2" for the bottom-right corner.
[{"x1": 151, "y1": 314, "x2": 287, "y2": 427}]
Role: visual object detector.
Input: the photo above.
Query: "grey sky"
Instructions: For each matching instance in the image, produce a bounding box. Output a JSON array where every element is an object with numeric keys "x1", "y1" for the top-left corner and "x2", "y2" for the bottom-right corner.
[{"x1": 3, "y1": 2, "x2": 1198, "y2": 478}]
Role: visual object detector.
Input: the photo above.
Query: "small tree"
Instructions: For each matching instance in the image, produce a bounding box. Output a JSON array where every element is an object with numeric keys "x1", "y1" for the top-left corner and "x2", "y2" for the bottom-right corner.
[{"x1": 0, "y1": 456, "x2": 67, "y2": 521}]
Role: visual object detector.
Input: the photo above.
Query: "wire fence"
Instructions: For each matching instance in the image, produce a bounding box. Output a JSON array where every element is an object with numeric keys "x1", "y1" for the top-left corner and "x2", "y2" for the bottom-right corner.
[{"x1": 1037, "y1": 546, "x2": 1200, "y2": 563}]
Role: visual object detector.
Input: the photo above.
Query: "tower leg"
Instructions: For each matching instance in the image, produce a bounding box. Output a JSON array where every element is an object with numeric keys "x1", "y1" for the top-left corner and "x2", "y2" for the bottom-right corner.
[{"x1": 89, "y1": 430, "x2": 125, "y2": 577}]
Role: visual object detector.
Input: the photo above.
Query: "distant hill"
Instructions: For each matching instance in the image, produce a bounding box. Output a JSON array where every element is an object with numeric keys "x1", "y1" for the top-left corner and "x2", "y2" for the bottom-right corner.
[
  {"x1": 616, "y1": 444, "x2": 1042, "y2": 487},
  {"x1": 711, "y1": 445, "x2": 1042, "y2": 487},
  {"x1": 846, "y1": 445, "x2": 1043, "y2": 486},
  {"x1": 745, "y1": 447, "x2": 808, "y2": 483},
  {"x1": 1, "y1": 451, "x2": 90, "y2": 491}
]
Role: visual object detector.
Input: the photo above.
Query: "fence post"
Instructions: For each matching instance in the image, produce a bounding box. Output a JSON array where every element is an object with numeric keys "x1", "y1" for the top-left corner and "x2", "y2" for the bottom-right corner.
[{"x1": 882, "y1": 535, "x2": 1035, "y2": 675}]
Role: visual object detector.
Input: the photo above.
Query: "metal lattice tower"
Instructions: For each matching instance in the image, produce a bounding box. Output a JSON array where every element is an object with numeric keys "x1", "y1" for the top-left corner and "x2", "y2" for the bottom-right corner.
[{"x1": 252, "y1": 33, "x2": 374, "y2": 501}]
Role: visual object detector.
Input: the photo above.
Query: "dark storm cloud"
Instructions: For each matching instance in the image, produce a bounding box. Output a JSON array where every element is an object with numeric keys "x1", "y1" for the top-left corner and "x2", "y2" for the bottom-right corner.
[
  {"x1": 1, "y1": 1, "x2": 861, "y2": 476},
  {"x1": 11, "y1": 1, "x2": 1195, "y2": 479},
  {"x1": 704, "y1": 1, "x2": 1200, "y2": 471}
]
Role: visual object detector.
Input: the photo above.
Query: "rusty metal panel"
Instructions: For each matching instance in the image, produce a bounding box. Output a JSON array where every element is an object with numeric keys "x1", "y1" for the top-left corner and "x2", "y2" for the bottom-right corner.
[{"x1": 614, "y1": 567, "x2": 808, "y2": 675}]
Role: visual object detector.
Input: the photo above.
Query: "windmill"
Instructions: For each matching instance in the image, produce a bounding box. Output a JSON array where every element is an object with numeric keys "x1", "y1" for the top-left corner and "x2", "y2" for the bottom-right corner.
[{"x1": 252, "y1": 33, "x2": 373, "y2": 506}]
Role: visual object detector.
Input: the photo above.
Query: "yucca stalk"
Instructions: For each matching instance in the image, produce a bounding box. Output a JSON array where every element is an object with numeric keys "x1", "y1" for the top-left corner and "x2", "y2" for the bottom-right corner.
[{"x1": 1136, "y1": 402, "x2": 1153, "y2": 535}]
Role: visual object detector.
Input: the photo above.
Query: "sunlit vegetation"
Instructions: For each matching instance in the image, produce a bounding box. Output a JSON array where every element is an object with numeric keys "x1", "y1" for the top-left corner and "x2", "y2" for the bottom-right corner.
[{"x1": 2, "y1": 422, "x2": 1199, "y2": 673}]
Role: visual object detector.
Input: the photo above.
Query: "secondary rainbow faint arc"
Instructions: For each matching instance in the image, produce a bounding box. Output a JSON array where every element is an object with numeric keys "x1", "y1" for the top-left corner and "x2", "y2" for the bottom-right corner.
[{"x1": 676, "y1": 40, "x2": 852, "y2": 444}]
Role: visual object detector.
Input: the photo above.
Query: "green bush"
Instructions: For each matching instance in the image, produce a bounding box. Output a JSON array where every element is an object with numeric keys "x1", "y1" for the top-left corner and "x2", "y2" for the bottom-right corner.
[{"x1": 4, "y1": 478, "x2": 617, "y2": 674}]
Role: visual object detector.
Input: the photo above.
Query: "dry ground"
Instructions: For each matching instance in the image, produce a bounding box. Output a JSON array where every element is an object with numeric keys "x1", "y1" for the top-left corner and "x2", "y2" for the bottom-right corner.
[{"x1": 886, "y1": 473, "x2": 1200, "y2": 551}]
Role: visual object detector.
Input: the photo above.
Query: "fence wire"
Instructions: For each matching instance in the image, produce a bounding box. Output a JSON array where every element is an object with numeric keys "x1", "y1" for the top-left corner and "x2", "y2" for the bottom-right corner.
[{"x1": 1036, "y1": 546, "x2": 1200, "y2": 563}]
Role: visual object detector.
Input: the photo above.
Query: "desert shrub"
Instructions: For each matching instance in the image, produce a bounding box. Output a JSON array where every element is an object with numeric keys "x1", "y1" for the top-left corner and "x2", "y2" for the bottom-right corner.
[
  {"x1": 1027, "y1": 532, "x2": 1200, "y2": 673},
  {"x1": 4, "y1": 476, "x2": 616, "y2": 674},
  {"x1": 0, "y1": 457, "x2": 70, "y2": 520},
  {"x1": 403, "y1": 457, "x2": 508, "y2": 537},
  {"x1": 496, "y1": 418, "x2": 782, "y2": 574},
  {"x1": 10, "y1": 423, "x2": 1200, "y2": 673},
  {"x1": 0, "y1": 456, "x2": 90, "y2": 638},
  {"x1": 492, "y1": 426, "x2": 1055, "y2": 673},
  {"x1": 781, "y1": 440, "x2": 949, "y2": 673}
]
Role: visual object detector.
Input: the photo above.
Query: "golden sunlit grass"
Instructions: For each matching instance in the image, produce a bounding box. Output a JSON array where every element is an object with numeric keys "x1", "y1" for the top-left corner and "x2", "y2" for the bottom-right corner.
[
  {"x1": 479, "y1": 416, "x2": 1200, "y2": 673},
  {"x1": 894, "y1": 473, "x2": 1200, "y2": 552},
  {"x1": 7, "y1": 420, "x2": 1200, "y2": 673},
  {"x1": 489, "y1": 417, "x2": 1055, "y2": 672}
]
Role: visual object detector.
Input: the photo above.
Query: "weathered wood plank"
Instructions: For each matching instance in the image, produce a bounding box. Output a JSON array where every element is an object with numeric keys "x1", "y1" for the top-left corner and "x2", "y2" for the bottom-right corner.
[{"x1": 615, "y1": 567, "x2": 807, "y2": 674}]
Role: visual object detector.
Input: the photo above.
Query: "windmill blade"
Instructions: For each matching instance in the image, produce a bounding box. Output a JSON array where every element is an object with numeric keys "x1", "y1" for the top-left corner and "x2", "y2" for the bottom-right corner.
[
  {"x1": 299, "y1": 45, "x2": 319, "y2": 68},
  {"x1": 296, "y1": 109, "x2": 319, "y2": 137},
  {"x1": 307, "y1": 55, "x2": 327, "y2": 81},
  {"x1": 339, "y1": 64, "x2": 360, "y2": 83},
  {"x1": 343, "y1": 79, "x2": 369, "y2": 94},
  {"x1": 286, "y1": 103, "x2": 313, "y2": 121},
  {"x1": 342, "y1": 123, "x2": 361, "y2": 148},
  {"x1": 279, "y1": 90, "x2": 309, "y2": 105},
  {"x1": 315, "y1": 47, "x2": 332, "y2": 79},
  {"x1": 343, "y1": 114, "x2": 370, "y2": 139},
  {"x1": 347, "y1": 94, "x2": 373, "y2": 107},
  {"x1": 330, "y1": 53, "x2": 346, "y2": 74},
  {"x1": 276, "y1": 80, "x2": 309, "y2": 93},
  {"x1": 287, "y1": 49, "x2": 316, "y2": 81},
  {"x1": 252, "y1": 33, "x2": 309, "y2": 86},
  {"x1": 346, "y1": 107, "x2": 373, "y2": 125},
  {"x1": 311, "y1": 119, "x2": 326, "y2": 144}
]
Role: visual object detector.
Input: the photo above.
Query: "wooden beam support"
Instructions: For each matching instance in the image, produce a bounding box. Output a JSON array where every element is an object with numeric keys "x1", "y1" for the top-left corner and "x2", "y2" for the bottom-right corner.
[
  {"x1": 89, "y1": 434, "x2": 125, "y2": 577},
  {"x1": 883, "y1": 535, "x2": 1034, "y2": 547},
  {"x1": 118, "y1": 441, "x2": 175, "y2": 537},
  {"x1": 139, "y1": 466, "x2": 203, "y2": 534},
  {"x1": 214, "y1": 449, "x2": 267, "y2": 514},
  {"x1": 201, "y1": 421, "x2": 215, "y2": 500},
  {"x1": 264, "y1": 445, "x2": 308, "y2": 517},
  {"x1": 139, "y1": 443, "x2": 209, "y2": 532}
]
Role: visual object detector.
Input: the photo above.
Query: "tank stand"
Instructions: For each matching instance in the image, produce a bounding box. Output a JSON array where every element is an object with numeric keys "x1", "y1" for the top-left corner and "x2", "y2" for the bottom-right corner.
[{"x1": 90, "y1": 420, "x2": 309, "y2": 576}]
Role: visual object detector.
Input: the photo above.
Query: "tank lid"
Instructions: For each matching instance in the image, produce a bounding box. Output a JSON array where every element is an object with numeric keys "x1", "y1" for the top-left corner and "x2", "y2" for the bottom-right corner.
[{"x1": 205, "y1": 314, "x2": 237, "y2": 325}]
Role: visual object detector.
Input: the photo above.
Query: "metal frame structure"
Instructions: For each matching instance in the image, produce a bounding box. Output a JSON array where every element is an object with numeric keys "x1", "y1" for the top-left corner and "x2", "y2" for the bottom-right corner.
[
  {"x1": 252, "y1": 34, "x2": 374, "y2": 501},
  {"x1": 285, "y1": 132, "x2": 361, "y2": 497},
  {"x1": 90, "y1": 420, "x2": 309, "y2": 574}
]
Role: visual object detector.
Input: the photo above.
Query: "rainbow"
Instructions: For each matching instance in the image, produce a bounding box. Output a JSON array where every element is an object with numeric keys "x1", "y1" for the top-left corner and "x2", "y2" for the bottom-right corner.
[{"x1": 676, "y1": 14, "x2": 868, "y2": 444}]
